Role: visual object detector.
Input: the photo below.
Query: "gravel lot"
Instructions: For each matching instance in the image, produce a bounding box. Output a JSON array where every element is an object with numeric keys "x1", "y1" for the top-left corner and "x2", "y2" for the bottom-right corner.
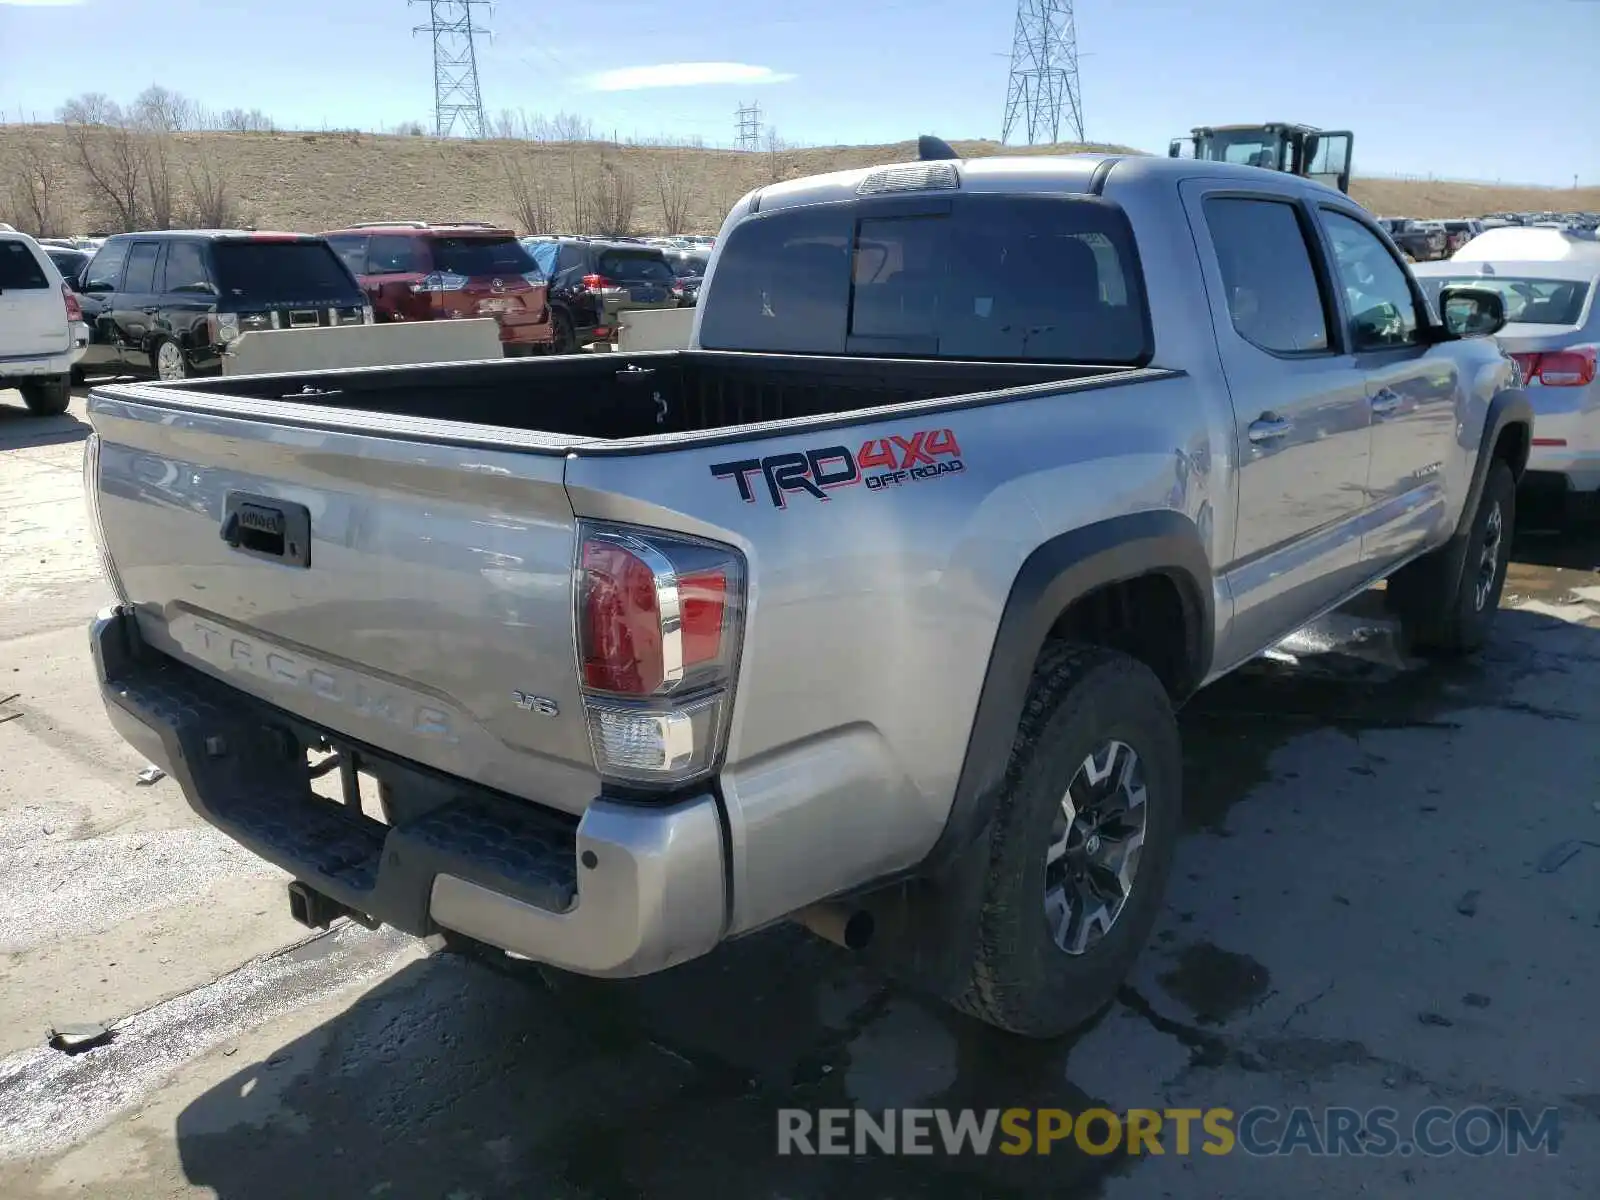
[{"x1": 1, "y1": 388, "x2": 1596, "y2": 1198}]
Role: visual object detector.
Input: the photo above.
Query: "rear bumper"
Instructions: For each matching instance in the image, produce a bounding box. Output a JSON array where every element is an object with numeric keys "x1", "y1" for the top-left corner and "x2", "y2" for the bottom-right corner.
[
  {"x1": 90, "y1": 606, "x2": 728, "y2": 977},
  {"x1": 0, "y1": 330, "x2": 88, "y2": 380}
]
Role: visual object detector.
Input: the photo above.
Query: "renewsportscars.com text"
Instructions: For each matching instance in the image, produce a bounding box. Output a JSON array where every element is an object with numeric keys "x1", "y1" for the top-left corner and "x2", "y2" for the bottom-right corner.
[{"x1": 777, "y1": 1106, "x2": 1562, "y2": 1158}]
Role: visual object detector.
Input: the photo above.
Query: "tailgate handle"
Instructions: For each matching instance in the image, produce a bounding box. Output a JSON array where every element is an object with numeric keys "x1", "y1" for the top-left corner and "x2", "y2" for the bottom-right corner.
[{"x1": 221, "y1": 493, "x2": 312, "y2": 568}]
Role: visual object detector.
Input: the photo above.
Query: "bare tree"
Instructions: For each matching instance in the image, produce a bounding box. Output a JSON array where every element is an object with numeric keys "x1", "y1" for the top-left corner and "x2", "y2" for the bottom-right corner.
[
  {"x1": 220, "y1": 108, "x2": 275, "y2": 133},
  {"x1": 64, "y1": 115, "x2": 148, "y2": 232},
  {"x1": 764, "y1": 127, "x2": 796, "y2": 183},
  {"x1": 142, "y1": 132, "x2": 178, "y2": 229},
  {"x1": 548, "y1": 111, "x2": 596, "y2": 143},
  {"x1": 179, "y1": 144, "x2": 245, "y2": 228},
  {"x1": 132, "y1": 85, "x2": 194, "y2": 133},
  {"x1": 587, "y1": 156, "x2": 638, "y2": 236},
  {"x1": 6, "y1": 142, "x2": 69, "y2": 238},
  {"x1": 500, "y1": 150, "x2": 555, "y2": 235},
  {"x1": 58, "y1": 92, "x2": 122, "y2": 127},
  {"x1": 654, "y1": 155, "x2": 695, "y2": 234},
  {"x1": 564, "y1": 152, "x2": 593, "y2": 234}
]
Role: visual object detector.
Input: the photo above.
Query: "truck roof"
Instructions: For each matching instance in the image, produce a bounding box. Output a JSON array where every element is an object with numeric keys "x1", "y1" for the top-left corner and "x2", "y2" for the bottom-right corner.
[{"x1": 749, "y1": 152, "x2": 1350, "y2": 216}]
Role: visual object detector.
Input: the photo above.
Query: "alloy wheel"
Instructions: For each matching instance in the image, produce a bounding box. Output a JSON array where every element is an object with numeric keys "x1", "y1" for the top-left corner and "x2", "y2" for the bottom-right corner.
[{"x1": 1043, "y1": 739, "x2": 1148, "y2": 956}]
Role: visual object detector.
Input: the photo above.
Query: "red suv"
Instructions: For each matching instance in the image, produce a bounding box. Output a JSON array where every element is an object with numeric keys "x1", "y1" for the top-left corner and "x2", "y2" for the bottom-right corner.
[{"x1": 321, "y1": 222, "x2": 553, "y2": 355}]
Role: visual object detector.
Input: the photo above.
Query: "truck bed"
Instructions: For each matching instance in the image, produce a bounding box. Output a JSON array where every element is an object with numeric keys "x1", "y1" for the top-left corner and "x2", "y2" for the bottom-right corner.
[{"x1": 139, "y1": 351, "x2": 1129, "y2": 445}]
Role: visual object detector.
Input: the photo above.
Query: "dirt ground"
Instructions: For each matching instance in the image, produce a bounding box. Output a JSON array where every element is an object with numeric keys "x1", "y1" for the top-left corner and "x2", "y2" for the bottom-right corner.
[
  {"x1": 2, "y1": 124, "x2": 1596, "y2": 236},
  {"x1": 0, "y1": 388, "x2": 1596, "y2": 1198}
]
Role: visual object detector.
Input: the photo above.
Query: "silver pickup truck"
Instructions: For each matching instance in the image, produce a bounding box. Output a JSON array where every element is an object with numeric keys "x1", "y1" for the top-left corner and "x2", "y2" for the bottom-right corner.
[{"x1": 84, "y1": 153, "x2": 1531, "y2": 1037}]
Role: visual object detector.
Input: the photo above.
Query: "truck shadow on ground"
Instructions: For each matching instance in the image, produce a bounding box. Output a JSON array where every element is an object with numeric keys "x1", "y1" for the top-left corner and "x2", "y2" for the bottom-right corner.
[
  {"x1": 172, "y1": 552, "x2": 1600, "y2": 1200},
  {"x1": 0, "y1": 402, "x2": 89, "y2": 452}
]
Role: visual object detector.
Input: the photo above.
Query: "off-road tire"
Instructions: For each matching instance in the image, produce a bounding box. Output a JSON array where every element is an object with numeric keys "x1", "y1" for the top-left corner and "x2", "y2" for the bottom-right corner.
[
  {"x1": 19, "y1": 375, "x2": 71, "y2": 416},
  {"x1": 951, "y1": 643, "x2": 1182, "y2": 1039},
  {"x1": 1392, "y1": 460, "x2": 1515, "y2": 656}
]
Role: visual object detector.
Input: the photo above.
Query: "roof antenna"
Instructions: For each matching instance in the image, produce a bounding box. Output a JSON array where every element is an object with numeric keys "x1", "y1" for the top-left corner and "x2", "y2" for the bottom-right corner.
[{"x1": 918, "y1": 135, "x2": 959, "y2": 162}]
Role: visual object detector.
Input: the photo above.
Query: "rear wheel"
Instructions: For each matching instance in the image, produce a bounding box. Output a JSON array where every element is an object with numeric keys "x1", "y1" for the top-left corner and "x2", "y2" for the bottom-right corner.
[
  {"x1": 151, "y1": 338, "x2": 189, "y2": 381},
  {"x1": 20, "y1": 376, "x2": 71, "y2": 416},
  {"x1": 951, "y1": 643, "x2": 1182, "y2": 1038}
]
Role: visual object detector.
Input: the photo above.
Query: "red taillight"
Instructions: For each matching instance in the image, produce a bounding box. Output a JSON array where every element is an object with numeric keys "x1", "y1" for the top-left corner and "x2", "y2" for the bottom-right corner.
[
  {"x1": 582, "y1": 274, "x2": 614, "y2": 291},
  {"x1": 575, "y1": 525, "x2": 744, "y2": 787},
  {"x1": 1536, "y1": 347, "x2": 1597, "y2": 388},
  {"x1": 1512, "y1": 346, "x2": 1597, "y2": 388},
  {"x1": 61, "y1": 282, "x2": 82, "y2": 321},
  {"x1": 579, "y1": 543, "x2": 732, "y2": 696},
  {"x1": 580, "y1": 540, "x2": 665, "y2": 694},
  {"x1": 678, "y1": 568, "x2": 728, "y2": 668}
]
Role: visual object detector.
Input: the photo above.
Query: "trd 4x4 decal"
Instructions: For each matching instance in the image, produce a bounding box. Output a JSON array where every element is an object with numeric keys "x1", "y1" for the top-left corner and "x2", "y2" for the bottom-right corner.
[{"x1": 710, "y1": 428, "x2": 964, "y2": 508}]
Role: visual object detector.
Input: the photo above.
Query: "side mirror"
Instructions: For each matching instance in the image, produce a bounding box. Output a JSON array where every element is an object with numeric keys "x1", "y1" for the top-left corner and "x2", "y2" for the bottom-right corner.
[
  {"x1": 1439, "y1": 285, "x2": 1506, "y2": 339},
  {"x1": 173, "y1": 282, "x2": 217, "y2": 295},
  {"x1": 80, "y1": 279, "x2": 113, "y2": 294}
]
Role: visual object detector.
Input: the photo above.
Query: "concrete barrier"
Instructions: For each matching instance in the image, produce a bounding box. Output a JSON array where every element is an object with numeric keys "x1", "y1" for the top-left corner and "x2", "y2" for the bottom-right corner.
[
  {"x1": 616, "y1": 307, "x2": 694, "y2": 352},
  {"x1": 223, "y1": 319, "x2": 504, "y2": 375}
]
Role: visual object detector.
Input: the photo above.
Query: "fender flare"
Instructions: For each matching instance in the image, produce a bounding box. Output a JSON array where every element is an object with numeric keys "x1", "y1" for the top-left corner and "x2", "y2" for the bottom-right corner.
[
  {"x1": 923, "y1": 508, "x2": 1214, "y2": 874},
  {"x1": 1454, "y1": 388, "x2": 1532, "y2": 539}
]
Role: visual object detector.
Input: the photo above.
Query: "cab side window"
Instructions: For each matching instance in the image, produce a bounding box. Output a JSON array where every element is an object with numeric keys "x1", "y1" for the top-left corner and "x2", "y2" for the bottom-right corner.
[
  {"x1": 1203, "y1": 197, "x2": 1332, "y2": 355},
  {"x1": 1320, "y1": 209, "x2": 1422, "y2": 351}
]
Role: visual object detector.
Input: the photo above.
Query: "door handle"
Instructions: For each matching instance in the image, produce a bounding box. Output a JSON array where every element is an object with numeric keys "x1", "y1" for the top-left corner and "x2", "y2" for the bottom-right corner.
[
  {"x1": 1247, "y1": 415, "x2": 1292, "y2": 444},
  {"x1": 1371, "y1": 388, "x2": 1402, "y2": 416}
]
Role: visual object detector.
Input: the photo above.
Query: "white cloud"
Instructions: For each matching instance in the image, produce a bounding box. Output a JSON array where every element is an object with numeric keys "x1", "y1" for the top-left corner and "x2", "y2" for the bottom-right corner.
[{"x1": 584, "y1": 62, "x2": 796, "y2": 92}]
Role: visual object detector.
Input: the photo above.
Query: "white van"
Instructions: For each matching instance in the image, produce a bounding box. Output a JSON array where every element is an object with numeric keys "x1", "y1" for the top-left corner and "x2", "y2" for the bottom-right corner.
[{"x1": 0, "y1": 229, "x2": 89, "y2": 415}]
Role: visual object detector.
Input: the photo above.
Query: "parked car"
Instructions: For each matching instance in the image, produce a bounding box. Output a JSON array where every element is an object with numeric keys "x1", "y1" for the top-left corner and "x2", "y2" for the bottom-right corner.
[
  {"x1": 1416, "y1": 230, "x2": 1600, "y2": 518},
  {"x1": 44, "y1": 245, "x2": 92, "y2": 288},
  {"x1": 83, "y1": 153, "x2": 1530, "y2": 1039},
  {"x1": 1377, "y1": 217, "x2": 1447, "y2": 262},
  {"x1": 661, "y1": 247, "x2": 711, "y2": 306},
  {"x1": 0, "y1": 229, "x2": 88, "y2": 414},
  {"x1": 74, "y1": 230, "x2": 371, "y2": 382},
  {"x1": 1438, "y1": 219, "x2": 1482, "y2": 255},
  {"x1": 522, "y1": 237, "x2": 679, "y2": 353},
  {"x1": 321, "y1": 222, "x2": 553, "y2": 356}
]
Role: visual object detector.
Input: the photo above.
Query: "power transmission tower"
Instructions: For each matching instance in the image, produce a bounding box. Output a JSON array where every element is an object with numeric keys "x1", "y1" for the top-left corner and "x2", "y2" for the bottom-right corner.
[
  {"x1": 735, "y1": 101, "x2": 763, "y2": 151},
  {"x1": 1001, "y1": 0, "x2": 1085, "y2": 146},
  {"x1": 412, "y1": 0, "x2": 491, "y2": 138}
]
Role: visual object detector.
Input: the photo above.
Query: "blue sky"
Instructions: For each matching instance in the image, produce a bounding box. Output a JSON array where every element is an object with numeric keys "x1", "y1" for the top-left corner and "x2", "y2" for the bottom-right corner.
[{"x1": 2, "y1": 0, "x2": 1597, "y2": 187}]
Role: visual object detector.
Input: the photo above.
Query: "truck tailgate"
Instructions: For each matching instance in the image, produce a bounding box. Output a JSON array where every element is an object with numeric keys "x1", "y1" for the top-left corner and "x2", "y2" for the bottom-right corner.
[{"x1": 88, "y1": 392, "x2": 599, "y2": 814}]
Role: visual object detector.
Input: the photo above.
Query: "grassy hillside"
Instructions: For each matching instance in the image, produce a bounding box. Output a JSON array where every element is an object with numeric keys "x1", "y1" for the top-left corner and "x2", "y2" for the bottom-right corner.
[{"x1": 2, "y1": 124, "x2": 1595, "y2": 237}]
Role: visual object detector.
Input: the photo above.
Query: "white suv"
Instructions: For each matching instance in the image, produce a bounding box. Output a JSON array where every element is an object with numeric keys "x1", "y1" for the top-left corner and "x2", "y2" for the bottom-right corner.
[{"x1": 0, "y1": 229, "x2": 89, "y2": 416}]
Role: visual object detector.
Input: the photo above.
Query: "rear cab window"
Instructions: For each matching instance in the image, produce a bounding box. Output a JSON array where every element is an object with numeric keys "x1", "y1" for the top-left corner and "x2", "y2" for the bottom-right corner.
[
  {"x1": 0, "y1": 240, "x2": 51, "y2": 289},
  {"x1": 212, "y1": 240, "x2": 365, "y2": 305},
  {"x1": 698, "y1": 194, "x2": 1151, "y2": 363}
]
